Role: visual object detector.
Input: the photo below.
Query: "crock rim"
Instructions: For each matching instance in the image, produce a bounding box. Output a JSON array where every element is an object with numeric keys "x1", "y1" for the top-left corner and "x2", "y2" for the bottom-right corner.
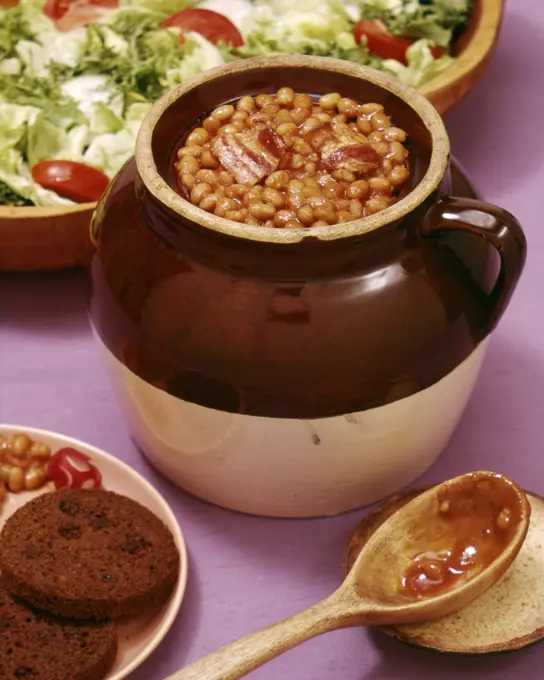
[{"x1": 136, "y1": 55, "x2": 450, "y2": 244}]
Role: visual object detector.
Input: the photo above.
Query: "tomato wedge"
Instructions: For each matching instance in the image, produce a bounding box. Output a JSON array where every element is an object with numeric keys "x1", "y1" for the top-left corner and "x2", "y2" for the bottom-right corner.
[
  {"x1": 44, "y1": 0, "x2": 117, "y2": 21},
  {"x1": 48, "y1": 448, "x2": 102, "y2": 490},
  {"x1": 163, "y1": 8, "x2": 244, "y2": 47},
  {"x1": 31, "y1": 160, "x2": 110, "y2": 203},
  {"x1": 354, "y1": 19, "x2": 443, "y2": 65}
]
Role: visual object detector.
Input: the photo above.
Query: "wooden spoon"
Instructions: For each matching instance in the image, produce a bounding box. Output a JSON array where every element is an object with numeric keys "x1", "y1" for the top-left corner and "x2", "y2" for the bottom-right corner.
[{"x1": 165, "y1": 471, "x2": 530, "y2": 680}]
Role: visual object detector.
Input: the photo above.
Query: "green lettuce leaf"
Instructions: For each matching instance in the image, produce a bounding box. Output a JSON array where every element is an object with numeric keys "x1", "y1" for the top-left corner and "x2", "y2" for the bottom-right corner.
[
  {"x1": 82, "y1": 129, "x2": 138, "y2": 178},
  {"x1": 27, "y1": 116, "x2": 89, "y2": 166},
  {"x1": 162, "y1": 30, "x2": 224, "y2": 87},
  {"x1": 124, "y1": 101, "x2": 153, "y2": 135},
  {"x1": 60, "y1": 74, "x2": 124, "y2": 119},
  {"x1": 0, "y1": 102, "x2": 40, "y2": 152},
  {"x1": 233, "y1": 0, "x2": 355, "y2": 56},
  {"x1": 0, "y1": 181, "x2": 34, "y2": 206},
  {"x1": 0, "y1": 70, "x2": 86, "y2": 129},
  {"x1": 0, "y1": 0, "x2": 57, "y2": 60},
  {"x1": 87, "y1": 102, "x2": 124, "y2": 135},
  {"x1": 82, "y1": 100, "x2": 153, "y2": 177}
]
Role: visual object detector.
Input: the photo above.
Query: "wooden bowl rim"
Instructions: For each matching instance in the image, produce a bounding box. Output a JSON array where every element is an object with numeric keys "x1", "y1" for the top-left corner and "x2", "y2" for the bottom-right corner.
[
  {"x1": 0, "y1": 202, "x2": 95, "y2": 219},
  {"x1": 0, "y1": 0, "x2": 502, "y2": 225}
]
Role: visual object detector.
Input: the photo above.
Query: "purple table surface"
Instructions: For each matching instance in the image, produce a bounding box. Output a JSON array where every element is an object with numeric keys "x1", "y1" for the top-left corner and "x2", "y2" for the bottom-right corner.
[{"x1": 2, "y1": 2, "x2": 544, "y2": 678}]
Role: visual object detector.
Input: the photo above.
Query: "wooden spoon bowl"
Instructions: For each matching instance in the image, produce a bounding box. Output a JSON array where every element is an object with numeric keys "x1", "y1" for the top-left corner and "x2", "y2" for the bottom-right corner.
[{"x1": 346, "y1": 471, "x2": 530, "y2": 624}]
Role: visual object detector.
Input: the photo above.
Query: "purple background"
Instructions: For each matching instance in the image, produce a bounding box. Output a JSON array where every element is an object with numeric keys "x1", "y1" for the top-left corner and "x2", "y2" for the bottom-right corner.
[{"x1": 1, "y1": 1, "x2": 544, "y2": 677}]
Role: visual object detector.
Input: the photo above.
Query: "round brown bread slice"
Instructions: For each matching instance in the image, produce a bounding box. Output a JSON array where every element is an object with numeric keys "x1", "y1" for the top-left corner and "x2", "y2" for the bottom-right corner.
[
  {"x1": 0, "y1": 581, "x2": 117, "y2": 680},
  {"x1": 0, "y1": 489, "x2": 180, "y2": 620}
]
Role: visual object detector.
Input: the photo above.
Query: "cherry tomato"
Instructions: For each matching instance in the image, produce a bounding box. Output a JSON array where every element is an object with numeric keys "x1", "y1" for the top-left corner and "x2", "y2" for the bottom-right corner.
[
  {"x1": 31, "y1": 160, "x2": 110, "y2": 203},
  {"x1": 44, "y1": 0, "x2": 73, "y2": 20},
  {"x1": 354, "y1": 19, "x2": 443, "y2": 65},
  {"x1": 163, "y1": 8, "x2": 244, "y2": 47},
  {"x1": 44, "y1": 0, "x2": 117, "y2": 21},
  {"x1": 48, "y1": 448, "x2": 102, "y2": 490}
]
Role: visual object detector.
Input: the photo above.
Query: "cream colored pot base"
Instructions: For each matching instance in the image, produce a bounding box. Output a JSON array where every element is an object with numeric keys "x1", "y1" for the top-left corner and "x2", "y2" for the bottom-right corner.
[{"x1": 97, "y1": 335, "x2": 489, "y2": 518}]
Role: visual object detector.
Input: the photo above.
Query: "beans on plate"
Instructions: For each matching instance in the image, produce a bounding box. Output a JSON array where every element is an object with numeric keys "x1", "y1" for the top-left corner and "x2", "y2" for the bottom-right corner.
[
  {"x1": 174, "y1": 88, "x2": 410, "y2": 228},
  {"x1": 0, "y1": 432, "x2": 52, "y2": 498}
]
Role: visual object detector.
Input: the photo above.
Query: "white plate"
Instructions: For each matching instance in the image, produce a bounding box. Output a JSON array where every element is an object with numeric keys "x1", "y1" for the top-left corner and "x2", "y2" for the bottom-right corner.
[{"x1": 0, "y1": 424, "x2": 188, "y2": 680}]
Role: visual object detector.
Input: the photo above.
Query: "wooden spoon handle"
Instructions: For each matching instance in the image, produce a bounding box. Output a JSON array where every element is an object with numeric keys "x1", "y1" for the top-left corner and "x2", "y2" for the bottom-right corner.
[{"x1": 164, "y1": 594, "x2": 354, "y2": 680}]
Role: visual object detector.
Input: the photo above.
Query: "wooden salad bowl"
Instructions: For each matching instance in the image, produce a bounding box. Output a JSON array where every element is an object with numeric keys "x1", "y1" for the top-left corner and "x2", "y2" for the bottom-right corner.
[
  {"x1": 0, "y1": 0, "x2": 503, "y2": 273},
  {"x1": 0, "y1": 202, "x2": 94, "y2": 272}
]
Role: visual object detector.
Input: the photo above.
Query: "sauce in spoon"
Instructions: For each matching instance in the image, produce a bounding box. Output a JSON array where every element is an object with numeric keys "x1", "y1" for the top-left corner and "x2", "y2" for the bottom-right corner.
[{"x1": 400, "y1": 472, "x2": 525, "y2": 598}]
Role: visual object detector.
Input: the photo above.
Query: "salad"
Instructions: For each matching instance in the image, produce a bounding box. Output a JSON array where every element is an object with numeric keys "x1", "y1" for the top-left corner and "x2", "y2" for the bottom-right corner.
[{"x1": 0, "y1": 0, "x2": 473, "y2": 207}]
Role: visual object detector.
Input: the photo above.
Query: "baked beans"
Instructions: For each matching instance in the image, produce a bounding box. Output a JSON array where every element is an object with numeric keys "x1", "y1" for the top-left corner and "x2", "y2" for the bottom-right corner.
[
  {"x1": 0, "y1": 432, "x2": 52, "y2": 500},
  {"x1": 175, "y1": 89, "x2": 410, "y2": 228}
]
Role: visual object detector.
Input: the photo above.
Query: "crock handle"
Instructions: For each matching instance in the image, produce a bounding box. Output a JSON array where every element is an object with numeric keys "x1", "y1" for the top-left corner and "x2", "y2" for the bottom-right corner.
[{"x1": 422, "y1": 196, "x2": 527, "y2": 335}]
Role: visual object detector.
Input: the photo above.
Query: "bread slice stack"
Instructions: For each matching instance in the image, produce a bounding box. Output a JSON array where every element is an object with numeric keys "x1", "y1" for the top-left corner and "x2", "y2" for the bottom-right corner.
[
  {"x1": 0, "y1": 489, "x2": 181, "y2": 679},
  {"x1": 344, "y1": 486, "x2": 544, "y2": 653}
]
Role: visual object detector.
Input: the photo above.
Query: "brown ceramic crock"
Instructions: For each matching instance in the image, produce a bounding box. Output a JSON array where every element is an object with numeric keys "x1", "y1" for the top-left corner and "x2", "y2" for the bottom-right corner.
[{"x1": 88, "y1": 56, "x2": 526, "y2": 518}]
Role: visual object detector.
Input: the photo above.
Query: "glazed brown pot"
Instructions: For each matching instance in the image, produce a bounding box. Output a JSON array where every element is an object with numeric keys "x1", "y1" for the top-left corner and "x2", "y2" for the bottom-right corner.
[{"x1": 88, "y1": 56, "x2": 526, "y2": 518}]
